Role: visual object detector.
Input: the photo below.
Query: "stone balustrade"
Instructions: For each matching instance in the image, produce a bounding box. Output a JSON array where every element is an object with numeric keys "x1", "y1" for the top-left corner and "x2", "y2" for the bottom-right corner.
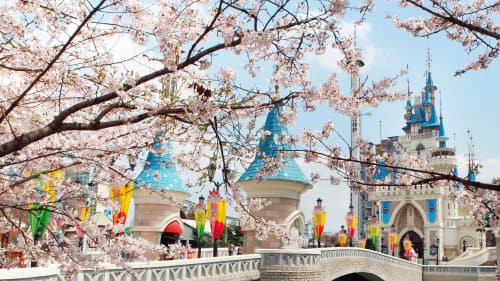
[
  {"x1": 423, "y1": 265, "x2": 497, "y2": 281},
  {"x1": 0, "y1": 254, "x2": 260, "y2": 281},
  {"x1": 0, "y1": 248, "x2": 496, "y2": 281}
]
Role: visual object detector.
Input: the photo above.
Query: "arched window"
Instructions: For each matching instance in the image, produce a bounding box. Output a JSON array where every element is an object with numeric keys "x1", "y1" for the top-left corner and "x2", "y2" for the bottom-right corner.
[{"x1": 416, "y1": 143, "x2": 425, "y2": 156}]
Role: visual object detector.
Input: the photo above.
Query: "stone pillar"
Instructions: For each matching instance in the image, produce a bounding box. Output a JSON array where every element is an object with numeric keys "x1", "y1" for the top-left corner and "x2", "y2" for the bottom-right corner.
[{"x1": 256, "y1": 249, "x2": 322, "y2": 281}]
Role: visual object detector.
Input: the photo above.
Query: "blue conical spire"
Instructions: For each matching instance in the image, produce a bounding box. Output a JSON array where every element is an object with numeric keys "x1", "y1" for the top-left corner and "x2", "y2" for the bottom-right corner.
[
  {"x1": 467, "y1": 167, "x2": 476, "y2": 182},
  {"x1": 238, "y1": 106, "x2": 310, "y2": 185},
  {"x1": 423, "y1": 72, "x2": 433, "y2": 104},
  {"x1": 439, "y1": 116, "x2": 445, "y2": 137},
  {"x1": 135, "y1": 132, "x2": 188, "y2": 193}
]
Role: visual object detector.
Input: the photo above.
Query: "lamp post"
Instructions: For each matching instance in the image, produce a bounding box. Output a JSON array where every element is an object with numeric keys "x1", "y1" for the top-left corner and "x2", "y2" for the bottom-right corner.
[
  {"x1": 388, "y1": 224, "x2": 397, "y2": 256},
  {"x1": 207, "y1": 163, "x2": 227, "y2": 258},
  {"x1": 422, "y1": 237, "x2": 425, "y2": 265},
  {"x1": 369, "y1": 216, "x2": 380, "y2": 251},
  {"x1": 476, "y1": 227, "x2": 485, "y2": 249},
  {"x1": 194, "y1": 195, "x2": 206, "y2": 258},
  {"x1": 381, "y1": 236, "x2": 387, "y2": 254},
  {"x1": 345, "y1": 202, "x2": 357, "y2": 247},
  {"x1": 338, "y1": 225, "x2": 348, "y2": 247},
  {"x1": 313, "y1": 198, "x2": 326, "y2": 248},
  {"x1": 436, "y1": 238, "x2": 440, "y2": 265}
]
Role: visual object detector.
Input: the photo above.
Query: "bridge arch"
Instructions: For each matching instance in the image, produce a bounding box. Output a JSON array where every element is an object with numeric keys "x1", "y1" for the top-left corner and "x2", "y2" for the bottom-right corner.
[
  {"x1": 333, "y1": 272, "x2": 384, "y2": 281},
  {"x1": 320, "y1": 248, "x2": 422, "y2": 281}
]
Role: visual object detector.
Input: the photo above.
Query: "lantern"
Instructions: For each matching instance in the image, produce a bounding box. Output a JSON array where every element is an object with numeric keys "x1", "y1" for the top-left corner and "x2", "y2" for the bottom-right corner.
[
  {"x1": 338, "y1": 226, "x2": 348, "y2": 247},
  {"x1": 357, "y1": 235, "x2": 367, "y2": 249},
  {"x1": 403, "y1": 235, "x2": 412, "y2": 258},
  {"x1": 345, "y1": 207, "x2": 357, "y2": 246},
  {"x1": 369, "y1": 218, "x2": 380, "y2": 246},
  {"x1": 207, "y1": 188, "x2": 226, "y2": 257},
  {"x1": 194, "y1": 195, "x2": 207, "y2": 258},
  {"x1": 313, "y1": 198, "x2": 326, "y2": 248},
  {"x1": 388, "y1": 224, "x2": 398, "y2": 256}
]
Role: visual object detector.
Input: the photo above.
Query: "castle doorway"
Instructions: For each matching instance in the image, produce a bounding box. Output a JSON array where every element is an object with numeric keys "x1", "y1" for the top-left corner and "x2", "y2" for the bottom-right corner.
[{"x1": 399, "y1": 231, "x2": 423, "y2": 259}]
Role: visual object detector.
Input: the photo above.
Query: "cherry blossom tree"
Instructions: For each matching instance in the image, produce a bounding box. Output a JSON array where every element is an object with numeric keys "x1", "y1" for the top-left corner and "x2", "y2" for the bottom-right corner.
[
  {"x1": 0, "y1": 0, "x2": 498, "y2": 274},
  {"x1": 392, "y1": 0, "x2": 499, "y2": 75}
]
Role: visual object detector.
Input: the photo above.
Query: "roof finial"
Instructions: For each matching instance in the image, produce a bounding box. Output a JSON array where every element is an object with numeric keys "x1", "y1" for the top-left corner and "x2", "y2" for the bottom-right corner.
[
  {"x1": 406, "y1": 64, "x2": 411, "y2": 98},
  {"x1": 426, "y1": 37, "x2": 431, "y2": 76},
  {"x1": 439, "y1": 90, "x2": 442, "y2": 119},
  {"x1": 274, "y1": 84, "x2": 280, "y2": 101},
  {"x1": 466, "y1": 129, "x2": 475, "y2": 168}
]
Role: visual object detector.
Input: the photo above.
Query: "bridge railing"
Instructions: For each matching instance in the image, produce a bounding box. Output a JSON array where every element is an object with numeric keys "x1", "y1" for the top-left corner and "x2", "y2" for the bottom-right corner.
[
  {"x1": 423, "y1": 265, "x2": 497, "y2": 275},
  {"x1": 0, "y1": 254, "x2": 261, "y2": 281},
  {"x1": 319, "y1": 247, "x2": 422, "y2": 270}
]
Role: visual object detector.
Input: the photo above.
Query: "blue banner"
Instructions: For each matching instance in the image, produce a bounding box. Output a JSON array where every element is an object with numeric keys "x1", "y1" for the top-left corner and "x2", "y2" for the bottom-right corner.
[
  {"x1": 427, "y1": 199, "x2": 437, "y2": 223},
  {"x1": 373, "y1": 160, "x2": 388, "y2": 180},
  {"x1": 382, "y1": 201, "x2": 391, "y2": 224}
]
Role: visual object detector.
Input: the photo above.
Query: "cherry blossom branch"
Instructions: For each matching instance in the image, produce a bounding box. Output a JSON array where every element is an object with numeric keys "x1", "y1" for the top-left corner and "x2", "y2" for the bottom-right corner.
[
  {"x1": 0, "y1": 0, "x2": 108, "y2": 125},
  {"x1": 405, "y1": 0, "x2": 500, "y2": 40},
  {"x1": 289, "y1": 149, "x2": 500, "y2": 191}
]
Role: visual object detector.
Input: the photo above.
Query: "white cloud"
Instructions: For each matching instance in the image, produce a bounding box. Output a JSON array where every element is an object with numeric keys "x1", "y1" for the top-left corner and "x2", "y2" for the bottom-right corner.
[
  {"x1": 298, "y1": 160, "x2": 350, "y2": 233},
  {"x1": 477, "y1": 157, "x2": 500, "y2": 183},
  {"x1": 108, "y1": 35, "x2": 162, "y2": 76},
  {"x1": 310, "y1": 21, "x2": 389, "y2": 73}
]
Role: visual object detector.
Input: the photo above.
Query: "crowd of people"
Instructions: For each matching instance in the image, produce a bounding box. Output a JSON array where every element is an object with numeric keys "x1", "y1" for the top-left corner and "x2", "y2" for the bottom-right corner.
[{"x1": 161, "y1": 242, "x2": 243, "y2": 260}]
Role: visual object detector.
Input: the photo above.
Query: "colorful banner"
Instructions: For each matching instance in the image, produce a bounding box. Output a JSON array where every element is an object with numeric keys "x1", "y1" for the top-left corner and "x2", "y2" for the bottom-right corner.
[
  {"x1": 403, "y1": 236, "x2": 412, "y2": 257},
  {"x1": 207, "y1": 188, "x2": 226, "y2": 240},
  {"x1": 373, "y1": 160, "x2": 388, "y2": 180},
  {"x1": 109, "y1": 183, "x2": 134, "y2": 225},
  {"x1": 313, "y1": 206, "x2": 326, "y2": 241},
  {"x1": 345, "y1": 211, "x2": 357, "y2": 239},
  {"x1": 29, "y1": 170, "x2": 62, "y2": 239},
  {"x1": 338, "y1": 230, "x2": 347, "y2": 247},
  {"x1": 427, "y1": 199, "x2": 437, "y2": 224},
  {"x1": 369, "y1": 220, "x2": 380, "y2": 245},
  {"x1": 382, "y1": 201, "x2": 391, "y2": 224},
  {"x1": 194, "y1": 203, "x2": 207, "y2": 238}
]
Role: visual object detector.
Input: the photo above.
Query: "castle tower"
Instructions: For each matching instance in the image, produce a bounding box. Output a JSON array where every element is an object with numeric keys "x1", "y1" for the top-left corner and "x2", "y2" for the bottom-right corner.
[
  {"x1": 367, "y1": 63, "x2": 480, "y2": 262},
  {"x1": 238, "y1": 104, "x2": 312, "y2": 252},
  {"x1": 131, "y1": 131, "x2": 190, "y2": 252}
]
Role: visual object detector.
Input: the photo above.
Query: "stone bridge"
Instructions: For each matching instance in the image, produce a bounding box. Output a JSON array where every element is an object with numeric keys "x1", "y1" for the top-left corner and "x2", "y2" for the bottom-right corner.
[{"x1": 0, "y1": 248, "x2": 496, "y2": 281}]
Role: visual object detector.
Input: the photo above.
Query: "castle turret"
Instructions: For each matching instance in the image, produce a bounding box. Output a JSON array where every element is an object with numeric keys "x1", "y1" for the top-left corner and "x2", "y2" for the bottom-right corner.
[
  {"x1": 131, "y1": 131, "x2": 190, "y2": 253},
  {"x1": 238, "y1": 104, "x2": 312, "y2": 252}
]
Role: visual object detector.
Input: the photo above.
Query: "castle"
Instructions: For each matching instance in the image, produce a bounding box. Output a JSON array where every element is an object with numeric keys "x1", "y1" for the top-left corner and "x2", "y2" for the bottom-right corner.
[{"x1": 364, "y1": 68, "x2": 488, "y2": 263}]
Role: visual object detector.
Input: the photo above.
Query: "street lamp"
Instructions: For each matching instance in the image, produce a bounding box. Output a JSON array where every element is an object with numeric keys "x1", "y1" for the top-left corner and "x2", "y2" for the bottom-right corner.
[
  {"x1": 338, "y1": 225, "x2": 348, "y2": 247},
  {"x1": 369, "y1": 216, "x2": 380, "y2": 250},
  {"x1": 436, "y1": 238, "x2": 440, "y2": 265},
  {"x1": 476, "y1": 227, "x2": 485, "y2": 249},
  {"x1": 345, "y1": 203, "x2": 357, "y2": 247},
  {"x1": 388, "y1": 224, "x2": 397, "y2": 256},
  {"x1": 194, "y1": 195, "x2": 207, "y2": 258},
  {"x1": 422, "y1": 237, "x2": 425, "y2": 265},
  {"x1": 207, "y1": 163, "x2": 227, "y2": 257},
  {"x1": 313, "y1": 198, "x2": 326, "y2": 248},
  {"x1": 381, "y1": 236, "x2": 388, "y2": 254}
]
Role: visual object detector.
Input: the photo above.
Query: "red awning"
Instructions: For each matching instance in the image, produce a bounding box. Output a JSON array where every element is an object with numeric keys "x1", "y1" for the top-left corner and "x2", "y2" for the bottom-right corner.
[{"x1": 164, "y1": 221, "x2": 183, "y2": 234}]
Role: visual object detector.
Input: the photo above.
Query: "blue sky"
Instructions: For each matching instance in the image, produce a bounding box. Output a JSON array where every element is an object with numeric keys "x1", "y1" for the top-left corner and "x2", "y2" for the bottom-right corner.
[
  {"x1": 124, "y1": 2, "x2": 499, "y2": 234},
  {"x1": 291, "y1": 5, "x2": 499, "y2": 233}
]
